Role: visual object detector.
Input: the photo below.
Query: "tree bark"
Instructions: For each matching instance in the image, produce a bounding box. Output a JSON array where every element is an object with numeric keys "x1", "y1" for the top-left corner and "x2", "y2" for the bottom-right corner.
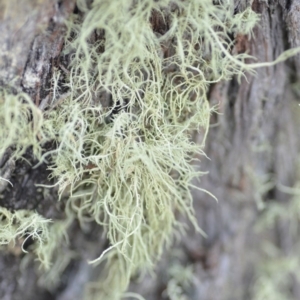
[{"x1": 1, "y1": 1, "x2": 300, "y2": 299}]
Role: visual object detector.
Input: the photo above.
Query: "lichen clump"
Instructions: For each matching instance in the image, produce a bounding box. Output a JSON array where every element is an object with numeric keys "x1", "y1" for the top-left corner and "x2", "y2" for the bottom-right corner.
[
  {"x1": 44, "y1": 1, "x2": 262, "y2": 297},
  {"x1": 252, "y1": 160, "x2": 300, "y2": 300},
  {"x1": 0, "y1": 207, "x2": 51, "y2": 266},
  {"x1": 0, "y1": 90, "x2": 43, "y2": 160},
  {"x1": 1, "y1": 0, "x2": 294, "y2": 298}
]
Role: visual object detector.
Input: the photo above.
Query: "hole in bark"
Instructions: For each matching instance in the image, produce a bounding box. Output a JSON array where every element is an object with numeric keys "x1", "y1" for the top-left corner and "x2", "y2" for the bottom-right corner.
[{"x1": 285, "y1": 0, "x2": 292, "y2": 11}]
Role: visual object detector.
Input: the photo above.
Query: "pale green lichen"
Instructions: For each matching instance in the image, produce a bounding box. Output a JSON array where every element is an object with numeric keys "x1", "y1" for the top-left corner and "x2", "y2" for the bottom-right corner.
[
  {"x1": 252, "y1": 162, "x2": 300, "y2": 300},
  {"x1": 0, "y1": 89, "x2": 43, "y2": 159},
  {"x1": 51, "y1": 1, "x2": 258, "y2": 298},
  {"x1": 164, "y1": 261, "x2": 195, "y2": 300},
  {"x1": 252, "y1": 186, "x2": 300, "y2": 300},
  {"x1": 0, "y1": 207, "x2": 51, "y2": 265},
  {"x1": 1, "y1": 0, "x2": 300, "y2": 299},
  {"x1": 36, "y1": 216, "x2": 75, "y2": 289},
  {"x1": 0, "y1": 206, "x2": 72, "y2": 271}
]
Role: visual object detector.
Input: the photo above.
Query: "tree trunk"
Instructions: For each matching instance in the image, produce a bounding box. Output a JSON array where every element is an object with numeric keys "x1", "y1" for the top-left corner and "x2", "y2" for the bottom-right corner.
[{"x1": 1, "y1": 1, "x2": 300, "y2": 299}]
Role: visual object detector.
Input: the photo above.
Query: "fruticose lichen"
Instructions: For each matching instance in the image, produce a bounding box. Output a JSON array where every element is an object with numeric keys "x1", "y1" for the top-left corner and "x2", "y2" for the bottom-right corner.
[
  {"x1": 1, "y1": 0, "x2": 300, "y2": 299},
  {"x1": 0, "y1": 207, "x2": 51, "y2": 267},
  {"x1": 252, "y1": 159, "x2": 300, "y2": 300},
  {"x1": 46, "y1": 1, "x2": 252, "y2": 297},
  {"x1": 0, "y1": 89, "x2": 43, "y2": 160}
]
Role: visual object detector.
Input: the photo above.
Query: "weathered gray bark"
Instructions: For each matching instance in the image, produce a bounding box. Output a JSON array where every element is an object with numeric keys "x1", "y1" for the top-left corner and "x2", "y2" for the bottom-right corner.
[{"x1": 1, "y1": 0, "x2": 300, "y2": 299}]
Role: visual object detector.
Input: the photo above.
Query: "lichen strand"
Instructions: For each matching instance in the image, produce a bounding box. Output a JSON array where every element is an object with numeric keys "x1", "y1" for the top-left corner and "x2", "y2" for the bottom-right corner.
[
  {"x1": 44, "y1": 1, "x2": 260, "y2": 298},
  {"x1": 0, "y1": 207, "x2": 60, "y2": 269},
  {"x1": 0, "y1": 89, "x2": 43, "y2": 160}
]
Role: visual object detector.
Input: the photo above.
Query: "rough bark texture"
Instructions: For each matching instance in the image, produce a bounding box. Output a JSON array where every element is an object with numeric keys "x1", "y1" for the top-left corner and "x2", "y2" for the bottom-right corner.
[{"x1": 1, "y1": 0, "x2": 300, "y2": 299}]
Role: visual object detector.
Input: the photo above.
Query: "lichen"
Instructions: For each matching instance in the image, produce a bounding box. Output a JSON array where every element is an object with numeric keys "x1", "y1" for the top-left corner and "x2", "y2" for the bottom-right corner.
[
  {"x1": 0, "y1": 207, "x2": 51, "y2": 266},
  {"x1": 0, "y1": 89, "x2": 43, "y2": 160},
  {"x1": 1, "y1": 1, "x2": 300, "y2": 299},
  {"x1": 252, "y1": 160, "x2": 300, "y2": 300},
  {"x1": 51, "y1": 1, "x2": 257, "y2": 298}
]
